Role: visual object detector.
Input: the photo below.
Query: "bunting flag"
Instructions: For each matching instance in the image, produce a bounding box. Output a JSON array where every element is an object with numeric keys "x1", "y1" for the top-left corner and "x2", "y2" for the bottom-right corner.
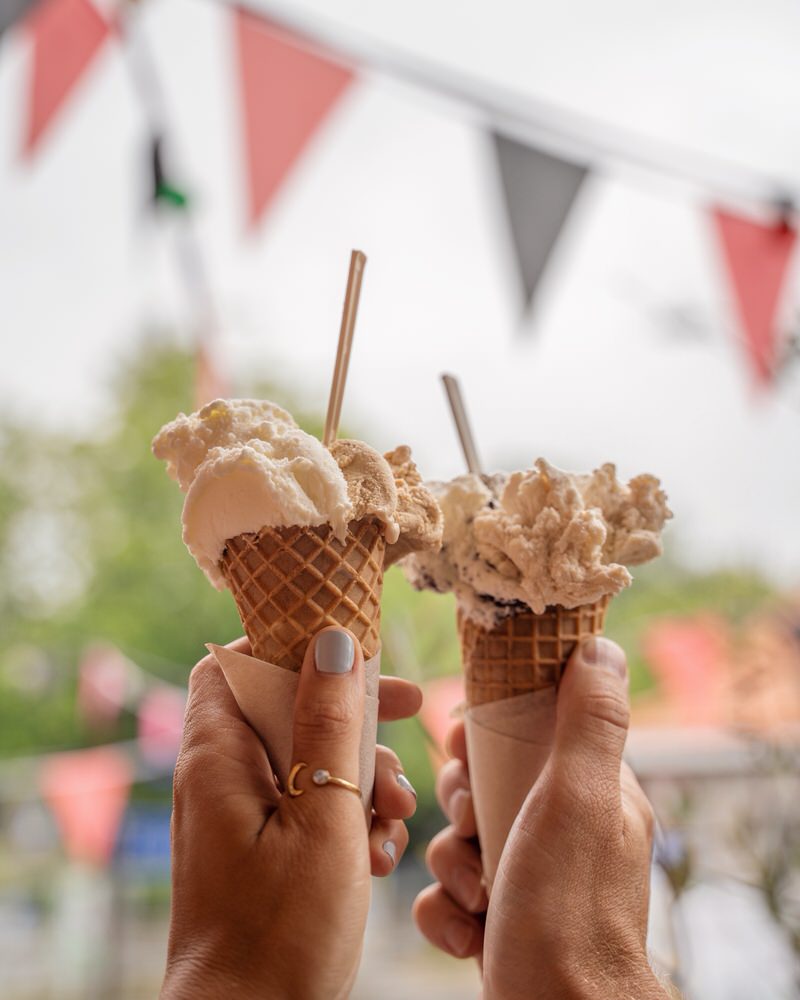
[
  {"x1": 712, "y1": 208, "x2": 797, "y2": 386},
  {"x1": 77, "y1": 644, "x2": 135, "y2": 728},
  {"x1": 234, "y1": 8, "x2": 353, "y2": 226},
  {"x1": 493, "y1": 134, "x2": 588, "y2": 312},
  {"x1": 642, "y1": 617, "x2": 728, "y2": 727},
  {"x1": 22, "y1": 0, "x2": 111, "y2": 156},
  {"x1": 137, "y1": 686, "x2": 186, "y2": 767},
  {"x1": 40, "y1": 747, "x2": 132, "y2": 866}
]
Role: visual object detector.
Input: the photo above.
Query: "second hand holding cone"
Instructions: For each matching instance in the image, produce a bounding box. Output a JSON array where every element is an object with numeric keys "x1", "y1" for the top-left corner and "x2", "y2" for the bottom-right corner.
[{"x1": 400, "y1": 375, "x2": 671, "y2": 888}]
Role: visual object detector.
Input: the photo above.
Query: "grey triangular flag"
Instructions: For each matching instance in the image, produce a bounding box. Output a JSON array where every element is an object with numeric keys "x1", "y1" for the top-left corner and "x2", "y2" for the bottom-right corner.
[
  {"x1": 493, "y1": 134, "x2": 587, "y2": 311},
  {"x1": 1, "y1": 0, "x2": 38, "y2": 35}
]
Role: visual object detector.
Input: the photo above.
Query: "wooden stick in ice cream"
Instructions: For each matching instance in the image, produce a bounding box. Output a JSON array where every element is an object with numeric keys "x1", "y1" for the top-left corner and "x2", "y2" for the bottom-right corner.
[{"x1": 323, "y1": 250, "x2": 367, "y2": 447}]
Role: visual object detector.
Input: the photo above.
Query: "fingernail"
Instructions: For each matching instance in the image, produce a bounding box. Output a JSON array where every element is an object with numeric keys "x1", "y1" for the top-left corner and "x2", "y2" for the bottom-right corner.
[
  {"x1": 453, "y1": 864, "x2": 483, "y2": 912},
  {"x1": 382, "y1": 840, "x2": 397, "y2": 866},
  {"x1": 315, "y1": 630, "x2": 355, "y2": 674},
  {"x1": 397, "y1": 773, "x2": 417, "y2": 798},
  {"x1": 444, "y1": 919, "x2": 473, "y2": 957},
  {"x1": 580, "y1": 637, "x2": 627, "y2": 679},
  {"x1": 449, "y1": 787, "x2": 469, "y2": 826}
]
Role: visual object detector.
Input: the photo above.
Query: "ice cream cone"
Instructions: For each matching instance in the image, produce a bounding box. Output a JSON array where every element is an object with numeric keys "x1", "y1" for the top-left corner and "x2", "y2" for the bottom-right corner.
[
  {"x1": 220, "y1": 517, "x2": 386, "y2": 671},
  {"x1": 460, "y1": 595, "x2": 611, "y2": 890},
  {"x1": 460, "y1": 596, "x2": 611, "y2": 707}
]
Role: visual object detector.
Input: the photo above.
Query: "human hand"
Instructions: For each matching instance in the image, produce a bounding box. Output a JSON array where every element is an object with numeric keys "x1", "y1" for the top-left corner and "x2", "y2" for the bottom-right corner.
[
  {"x1": 162, "y1": 627, "x2": 421, "y2": 1000},
  {"x1": 415, "y1": 638, "x2": 670, "y2": 1000}
]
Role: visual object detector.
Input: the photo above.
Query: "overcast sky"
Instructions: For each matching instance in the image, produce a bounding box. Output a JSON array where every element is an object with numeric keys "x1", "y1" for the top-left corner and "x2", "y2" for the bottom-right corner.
[{"x1": 1, "y1": 0, "x2": 799, "y2": 583}]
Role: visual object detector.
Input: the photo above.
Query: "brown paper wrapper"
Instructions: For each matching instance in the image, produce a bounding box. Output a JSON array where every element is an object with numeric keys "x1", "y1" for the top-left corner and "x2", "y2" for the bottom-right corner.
[
  {"x1": 462, "y1": 598, "x2": 610, "y2": 891},
  {"x1": 465, "y1": 687, "x2": 557, "y2": 890},
  {"x1": 207, "y1": 643, "x2": 380, "y2": 813}
]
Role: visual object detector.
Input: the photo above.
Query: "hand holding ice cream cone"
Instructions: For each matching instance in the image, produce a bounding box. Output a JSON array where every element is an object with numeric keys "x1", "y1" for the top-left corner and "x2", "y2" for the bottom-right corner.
[
  {"x1": 163, "y1": 630, "x2": 422, "y2": 1000},
  {"x1": 416, "y1": 638, "x2": 672, "y2": 1000}
]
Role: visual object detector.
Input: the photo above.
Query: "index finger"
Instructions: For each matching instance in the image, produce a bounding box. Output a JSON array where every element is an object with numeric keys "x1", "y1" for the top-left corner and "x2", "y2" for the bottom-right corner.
[{"x1": 378, "y1": 676, "x2": 423, "y2": 721}]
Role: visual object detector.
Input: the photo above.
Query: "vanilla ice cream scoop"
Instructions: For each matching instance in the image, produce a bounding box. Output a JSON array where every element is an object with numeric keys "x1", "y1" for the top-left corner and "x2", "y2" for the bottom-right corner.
[
  {"x1": 153, "y1": 398, "x2": 442, "y2": 589},
  {"x1": 402, "y1": 458, "x2": 671, "y2": 626}
]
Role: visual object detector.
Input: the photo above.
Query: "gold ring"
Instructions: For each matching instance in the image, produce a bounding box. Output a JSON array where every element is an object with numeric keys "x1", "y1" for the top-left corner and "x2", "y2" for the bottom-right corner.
[{"x1": 287, "y1": 762, "x2": 361, "y2": 798}]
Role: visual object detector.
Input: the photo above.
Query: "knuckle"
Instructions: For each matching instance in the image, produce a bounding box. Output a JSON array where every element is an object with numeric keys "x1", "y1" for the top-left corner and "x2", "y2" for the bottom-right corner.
[
  {"x1": 581, "y1": 688, "x2": 630, "y2": 738},
  {"x1": 188, "y1": 654, "x2": 216, "y2": 691},
  {"x1": 294, "y1": 696, "x2": 355, "y2": 741}
]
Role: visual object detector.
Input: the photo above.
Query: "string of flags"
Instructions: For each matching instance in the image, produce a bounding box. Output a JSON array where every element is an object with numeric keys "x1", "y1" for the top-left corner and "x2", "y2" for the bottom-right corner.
[
  {"x1": 0, "y1": 642, "x2": 186, "y2": 867},
  {"x1": 7, "y1": 0, "x2": 799, "y2": 390}
]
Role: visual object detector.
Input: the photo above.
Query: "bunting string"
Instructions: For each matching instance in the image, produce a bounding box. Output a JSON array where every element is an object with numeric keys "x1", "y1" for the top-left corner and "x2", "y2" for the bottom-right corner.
[{"x1": 234, "y1": 0, "x2": 799, "y2": 212}]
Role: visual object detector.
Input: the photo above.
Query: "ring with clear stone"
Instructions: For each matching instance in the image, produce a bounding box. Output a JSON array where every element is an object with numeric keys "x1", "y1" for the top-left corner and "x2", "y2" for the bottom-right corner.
[{"x1": 287, "y1": 762, "x2": 361, "y2": 799}]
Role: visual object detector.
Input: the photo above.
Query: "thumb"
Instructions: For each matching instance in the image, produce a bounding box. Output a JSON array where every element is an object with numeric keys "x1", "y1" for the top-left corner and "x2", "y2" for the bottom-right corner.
[
  {"x1": 288, "y1": 626, "x2": 366, "y2": 819},
  {"x1": 551, "y1": 637, "x2": 630, "y2": 794}
]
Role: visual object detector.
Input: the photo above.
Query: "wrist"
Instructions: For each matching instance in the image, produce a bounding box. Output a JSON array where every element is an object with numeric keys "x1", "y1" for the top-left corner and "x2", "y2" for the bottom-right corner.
[
  {"x1": 161, "y1": 952, "x2": 273, "y2": 1000},
  {"x1": 558, "y1": 959, "x2": 670, "y2": 1000}
]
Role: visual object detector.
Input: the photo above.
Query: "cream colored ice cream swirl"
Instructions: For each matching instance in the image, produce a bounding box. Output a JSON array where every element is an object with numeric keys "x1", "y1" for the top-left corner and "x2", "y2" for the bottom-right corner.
[
  {"x1": 153, "y1": 398, "x2": 442, "y2": 589},
  {"x1": 402, "y1": 458, "x2": 671, "y2": 626}
]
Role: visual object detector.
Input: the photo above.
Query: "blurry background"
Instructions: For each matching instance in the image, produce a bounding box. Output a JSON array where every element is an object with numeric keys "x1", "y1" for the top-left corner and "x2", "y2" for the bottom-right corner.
[{"x1": 1, "y1": 0, "x2": 799, "y2": 997}]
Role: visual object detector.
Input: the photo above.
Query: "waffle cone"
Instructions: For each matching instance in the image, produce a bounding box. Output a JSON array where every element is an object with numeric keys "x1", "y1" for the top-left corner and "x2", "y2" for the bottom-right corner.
[
  {"x1": 220, "y1": 518, "x2": 386, "y2": 671},
  {"x1": 460, "y1": 596, "x2": 611, "y2": 706}
]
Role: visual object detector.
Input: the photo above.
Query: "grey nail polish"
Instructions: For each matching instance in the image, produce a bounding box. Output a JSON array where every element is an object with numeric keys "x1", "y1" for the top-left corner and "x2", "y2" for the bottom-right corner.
[
  {"x1": 397, "y1": 773, "x2": 417, "y2": 798},
  {"x1": 382, "y1": 840, "x2": 397, "y2": 865},
  {"x1": 315, "y1": 630, "x2": 355, "y2": 673}
]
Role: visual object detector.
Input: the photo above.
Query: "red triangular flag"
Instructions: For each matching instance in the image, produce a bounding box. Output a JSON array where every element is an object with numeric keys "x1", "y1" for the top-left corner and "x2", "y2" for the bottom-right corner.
[
  {"x1": 234, "y1": 8, "x2": 353, "y2": 226},
  {"x1": 22, "y1": 0, "x2": 111, "y2": 156},
  {"x1": 712, "y1": 208, "x2": 797, "y2": 385},
  {"x1": 40, "y1": 747, "x2": 132, "y2": 866}
]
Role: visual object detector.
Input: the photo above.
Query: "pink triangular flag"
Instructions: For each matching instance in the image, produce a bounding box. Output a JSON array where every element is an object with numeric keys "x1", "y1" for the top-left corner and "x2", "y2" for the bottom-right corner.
[
  {"x1": 642, "y1": 616, "x2": 728, "y2": 726},
  {"x1": 234, "y1": 8, "x2": 353, "y2": 226},
  {"x1": 712, "y1": 208, "x2": 797, "y2": 386},
  {"x1": 22, "y1": 0, "x2": 111, "y2": 156},
  {"x1": 137, "y1": 686, "x2": 187, "y2": 767},
  {"x1": 40, "y1": 747, "x2": 132, "y2": 866}
]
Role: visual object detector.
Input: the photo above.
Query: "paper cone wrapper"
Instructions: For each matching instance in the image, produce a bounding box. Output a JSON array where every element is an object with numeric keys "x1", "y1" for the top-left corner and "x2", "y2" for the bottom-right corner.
[
  {"x1": 220, "y1": 518, "x2": 385, "y2": 672},
  {"x1": 462, "y1": 597, "x2": 610, "y2": 890},
  {"x1": 208, "y1": 643, "x2": 380, "y2": 813}
]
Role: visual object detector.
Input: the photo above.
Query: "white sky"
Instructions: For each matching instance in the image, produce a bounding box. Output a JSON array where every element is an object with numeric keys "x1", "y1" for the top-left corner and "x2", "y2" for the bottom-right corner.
[{"x1": 0, "y1": 0, "x2": 799, "y2": 583}]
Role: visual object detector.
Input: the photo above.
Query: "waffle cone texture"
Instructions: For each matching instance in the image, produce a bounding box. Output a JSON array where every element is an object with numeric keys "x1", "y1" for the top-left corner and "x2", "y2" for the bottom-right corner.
[
  {"x1": 220, "y1": 517, "x2": 386, "y2": 672},
  {"x1": 460, "y1": 596, "x2": 611, "y2": 706}
]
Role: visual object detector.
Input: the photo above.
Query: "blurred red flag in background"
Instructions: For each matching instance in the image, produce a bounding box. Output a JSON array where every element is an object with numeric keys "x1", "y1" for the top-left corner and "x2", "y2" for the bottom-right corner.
[
  {"x1": 137, "y1": 686, "x2": 186, "y2": 768},
  {"x1": 40, "y1": 747, "x2": 132, "y2": 866},
  {"x1": 234, "y1": 8, "x2": 353, "y2": 226},
  {"x1": 712, "y1": 208, "x2": 797, "y2": 386},
  {"x1": 78, "y1": 643, "x2": 133, "y2": 728},
  {"x1": 22, "y1": 0, "x2": 111, "y2": 156},
  {"x1": 643, "y1": 616, "x2": 729, "y2": 726}
]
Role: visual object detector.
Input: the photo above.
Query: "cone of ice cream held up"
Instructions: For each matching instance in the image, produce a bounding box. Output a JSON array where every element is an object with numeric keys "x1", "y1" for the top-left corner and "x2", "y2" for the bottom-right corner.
[
  {"x1": 401, "y1": 376, "x2": 671, "y2": 887},
  {"x1": 153, "y1": 398, "x2": 441, "y2": 669},
  {"x1": 152, "y1": 253, "x2": 443, "y2": 807}
]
